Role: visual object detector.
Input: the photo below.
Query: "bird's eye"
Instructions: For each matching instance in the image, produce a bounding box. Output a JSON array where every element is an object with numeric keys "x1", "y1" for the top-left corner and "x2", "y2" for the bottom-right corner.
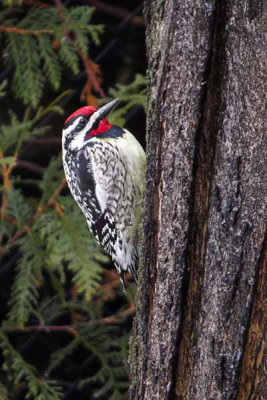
[{"x1": 78, "y1": 117, "x2": 87, "y2": 129}]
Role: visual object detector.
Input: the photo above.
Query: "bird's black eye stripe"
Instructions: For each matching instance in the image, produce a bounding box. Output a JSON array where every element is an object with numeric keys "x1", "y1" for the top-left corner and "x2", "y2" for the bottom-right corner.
[
  {"x1": 91, "y1": 119, "x2": 100, "y2": 131},
  {"x1": 64, "y1": 117, "x2": 77, "y2": 130},
  {"x1": 78, "y1": 117, "x2": 87, "y2": 129},
  {"x1": 64, "y1": 116, "x2": 88, "y2": 131}
]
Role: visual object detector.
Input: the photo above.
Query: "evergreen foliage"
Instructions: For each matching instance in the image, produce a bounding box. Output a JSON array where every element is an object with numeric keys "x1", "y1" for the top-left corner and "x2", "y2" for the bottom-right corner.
[
  {"x1": 48, "y1": 324, "x2": 129, "y2": 400},
  {"x1": 0, "y1": 1, "x2": 146, "y2": 399},
  {"x1": 7, "y1": 233, "x2": 43, "y2": 327},
  {"x1": 0, "y1": 332, "x2": 63, "y2": 400},
  {"x1": 1, "y1": 4, "x2": 103, "y2": 107},
  {"x1": 103, "y1": 74, "x2": 147, "y2": 126}
]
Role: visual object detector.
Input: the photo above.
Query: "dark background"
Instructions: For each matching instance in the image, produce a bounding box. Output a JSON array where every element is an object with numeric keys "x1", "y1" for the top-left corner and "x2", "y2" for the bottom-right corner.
[{"x1": 0, "y1": 1, "x2": 146, "y2": 399}]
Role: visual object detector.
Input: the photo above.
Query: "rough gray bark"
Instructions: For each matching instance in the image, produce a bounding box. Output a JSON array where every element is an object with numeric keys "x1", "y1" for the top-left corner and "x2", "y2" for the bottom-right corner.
[{"x1": 129, "y1": 1, "x2": 266, "y2": 400}]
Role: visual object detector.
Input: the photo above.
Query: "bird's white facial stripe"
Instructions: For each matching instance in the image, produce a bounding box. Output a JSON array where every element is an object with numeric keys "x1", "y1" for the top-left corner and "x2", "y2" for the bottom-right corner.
[
  {"x1": 63, "y1": 108, "x2": 105, "y2": 152},
  {"x1": 67, "y1": 112, "x2": 105, "y2": 150},
  {"x1": 63, "y1": 116, "x2": 90, "y2": 151},
  {"x1": 84, "y1": 111, "x2": 100, "y2": 132},
  {"x1": 63, "y1": 117, "x2": 81, "y2": 136}
]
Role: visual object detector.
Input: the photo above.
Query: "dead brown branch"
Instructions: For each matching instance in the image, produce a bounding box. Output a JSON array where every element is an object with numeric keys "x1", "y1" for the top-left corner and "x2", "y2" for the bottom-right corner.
[
  {"x1": 0, "y1": 25, "x2": 54, "y2": 36},
  {"x1": 3, "y1": 305, "x2": 136, "y2": 335}
]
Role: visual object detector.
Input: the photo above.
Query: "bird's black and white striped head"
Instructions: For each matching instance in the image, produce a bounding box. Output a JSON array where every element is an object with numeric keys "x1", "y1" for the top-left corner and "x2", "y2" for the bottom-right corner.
[{"x1": 62, "y1": 98, "x2": 121, "y2": 152}]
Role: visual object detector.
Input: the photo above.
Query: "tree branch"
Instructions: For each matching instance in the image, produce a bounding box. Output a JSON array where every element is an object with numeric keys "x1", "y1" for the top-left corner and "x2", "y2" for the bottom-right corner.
[
  {"x1": 3, "y1": 306, "x2": 136, "y2": 335},
  {"x1": 16, "y1": 160, "x2": 45, "y2": 175},
  {"x1": 0, "y1": 25, "x2": 54, "y2": 36},
  {"x1": 3, "y1": 324, "x2": 78, "y2": 336},
  {"x1": 27, "y1": 137, "x2": 61, "y2": 146}
]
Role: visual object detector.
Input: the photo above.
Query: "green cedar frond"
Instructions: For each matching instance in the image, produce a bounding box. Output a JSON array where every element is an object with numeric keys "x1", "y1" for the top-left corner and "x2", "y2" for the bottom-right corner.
[
  {"x1": 35, "y1": 198, "x2": 108, "y2": 301},
  {"x1": 47, "y1": 323, "x2": 128, "y2": 399},
  {"x1": 77, "y1": 324, "x2": 128, "y2": 399},
  {"x1": 47, "y1": 336, "x2": 80, "y2": 374},
  {"x1": 0, "y1": 80, "x2": 7, "y2": 98},
  {"x1": 0, "y1": 220, "x2": 15, "y2": 239},
  {"x1": 67, "y1": 6, "x2": 94, "y2": 22},
  {"x1": 60, "y1": 201, "x2": 108, "y2": 300},
  {"x1": 39, "y1": 156, "x2": 64, "y2": 204},
  {"x1": 0, "y1": 381, "x2": 8, "y2": 400},
  {"x1": 5, "y1": 35, "x2": 25, "y2": 100},
  {"x1": 74, "y1": 31, "x2": 90, "y2": 56},
  {"x1": 18, "y1": 8, "x2": 59, "y2": 31},
  {"x1": 103, "y1": 74, "x2": 147, "y2": 126},
  {"x1": 0, "y1": 111, "x2": 30, "y2": 152},
  {"x1": 0, "y1": 332, "x2": 63, "y2": 400},
  {"x1": 58, "y1": 40, "x2": 79, "y2": 75},
  {"x1": 66, "y1": 7, "x2": 104, "y2": 44},
  {"x1": 2, "y1": 5, "x2": 102, "y2": 106},
  {"x1": 6, "y1": 189, "x2": 32, "y2": 229},
  {"x1": 86, "y1": 24, "x2": 104, "y2": 46},
  {"x1": 65, "y1": 7, "x2": 104, "y2": 50},
  {"x1": 0, "y1": 96, "x2": 66, "y2": 153},
  {"x1": 22, "y1": 35, "x2": 44, "y2": 107},
  {"x1": 7, "y1": 234, "x2": 44, "y2": 327},
  {"x1": 38, "y1": 35, "x2": 62, "y2": 90},
  {"x1": 6, "y1": 34, "x2": 44, "y2": 107},
  {"x1": 37, "y1": 295, "x2": 67, "y2": 325}
]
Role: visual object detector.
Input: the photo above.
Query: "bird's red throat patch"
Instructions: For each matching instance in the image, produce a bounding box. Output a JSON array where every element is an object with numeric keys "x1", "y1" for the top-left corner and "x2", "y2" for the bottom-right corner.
[{"x1": 88, "y1": 119, "x2": 111, "y2": 137}]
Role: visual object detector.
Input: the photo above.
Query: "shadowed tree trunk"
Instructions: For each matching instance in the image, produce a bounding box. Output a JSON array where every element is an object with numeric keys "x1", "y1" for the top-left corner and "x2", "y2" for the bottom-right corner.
[{"x1": 129, "y1": 1, "x2": 266, "y2": 400}]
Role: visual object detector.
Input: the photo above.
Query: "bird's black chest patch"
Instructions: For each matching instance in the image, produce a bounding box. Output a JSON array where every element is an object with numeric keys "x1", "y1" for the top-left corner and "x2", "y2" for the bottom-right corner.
[
  {"x1": 76, "y1": 149, "x2": 95, "y2": 193},
  {"x1": 66, "y1": 148, "x2": 102, "y2": 224},
  {"x1": 99, "y1": 125, "x2": 124, "y2": 139}
]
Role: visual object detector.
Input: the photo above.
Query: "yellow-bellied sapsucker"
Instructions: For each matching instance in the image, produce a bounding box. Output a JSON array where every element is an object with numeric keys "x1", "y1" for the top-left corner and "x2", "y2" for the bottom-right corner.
[{"x1": 62, "y1": 99, "x2": 146, "y2": 288}]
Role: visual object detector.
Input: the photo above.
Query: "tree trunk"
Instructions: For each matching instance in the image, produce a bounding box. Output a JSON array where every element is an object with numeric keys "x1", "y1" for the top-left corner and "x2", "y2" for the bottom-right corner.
[{"x1": 129, "y1": 1, "x2": 267, "y2": 400}]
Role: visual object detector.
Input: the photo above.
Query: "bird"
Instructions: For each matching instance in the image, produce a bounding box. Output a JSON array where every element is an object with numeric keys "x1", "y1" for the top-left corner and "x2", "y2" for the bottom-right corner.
[{"x1": 62, "y1": 99, "x2": 146, "y2": 289}]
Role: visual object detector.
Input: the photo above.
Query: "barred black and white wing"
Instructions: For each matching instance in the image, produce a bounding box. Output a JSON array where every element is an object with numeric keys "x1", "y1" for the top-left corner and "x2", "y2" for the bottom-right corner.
[{"x1": 76, "y1": 138, "x2": 140, "y2": 287}]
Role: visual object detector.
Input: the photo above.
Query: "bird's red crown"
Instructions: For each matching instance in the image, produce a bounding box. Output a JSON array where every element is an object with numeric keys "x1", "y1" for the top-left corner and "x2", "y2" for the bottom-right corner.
[
  {"x1": 64, "y1": 105, "x2": 112, "y2": 137},
  {"x1": 64, "y1": 106, "x2": 97, "y2": 124}
]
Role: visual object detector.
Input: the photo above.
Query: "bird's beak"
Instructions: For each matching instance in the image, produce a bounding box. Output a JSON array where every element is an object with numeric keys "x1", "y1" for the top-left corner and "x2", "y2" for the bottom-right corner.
[{"x1": 94, "y1": 98, "x2": 120, "y2": 122}]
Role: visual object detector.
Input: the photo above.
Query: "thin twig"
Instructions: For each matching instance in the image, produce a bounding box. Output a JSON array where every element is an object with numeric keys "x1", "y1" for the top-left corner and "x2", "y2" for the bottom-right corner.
[
  {"x1": 100, "y1": 304, "x2": 136, "y2": 325},
  {"x1": 27, "y1": 137, "x2": 61, "y2": 146},
  {"x1": 47, "y1": 178, "x2": 67, "y2": 205},
  {"x1": 3, "y1": 325, "x2": 78, "y2": 336},
  {"x1": 16, "y1": 160, "x2": 45, "y2": 175},
  {"x1": 45, "y1": 178, "x2": 66, "y2": 217},
  {"x1": 3, "y1": 305, "x2": 136, "y2": 335},
  {"x1": 8, "y1": 227, "x2": 28, "y2": 246},
  {"x1": 0, "y1": 25, "x2": 54, "y2": 36}
]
